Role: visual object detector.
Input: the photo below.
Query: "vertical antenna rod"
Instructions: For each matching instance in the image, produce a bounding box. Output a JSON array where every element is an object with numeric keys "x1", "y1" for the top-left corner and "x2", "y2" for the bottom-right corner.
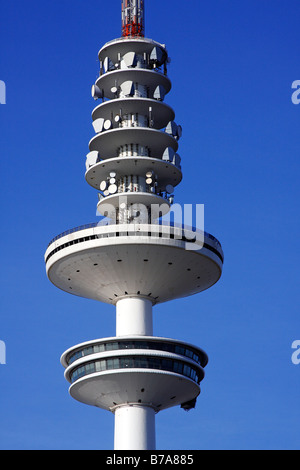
[{"x1": 122, "y1": 0, "x2": 145, "y2": 37}]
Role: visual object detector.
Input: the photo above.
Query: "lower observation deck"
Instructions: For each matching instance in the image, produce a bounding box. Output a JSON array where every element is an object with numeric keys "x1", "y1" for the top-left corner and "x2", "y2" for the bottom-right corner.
[
  {"x1": 61, "y1": 336, "x2": 207, "y2": 412},
  {"x1": 45, "y1": 223, "x2": 223, "y2": 305}
]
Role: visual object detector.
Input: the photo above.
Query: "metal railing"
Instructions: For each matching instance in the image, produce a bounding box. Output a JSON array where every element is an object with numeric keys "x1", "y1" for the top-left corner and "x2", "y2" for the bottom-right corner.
[{"x1": 47, "y1": 219, "x2": 222, "y2": 250}]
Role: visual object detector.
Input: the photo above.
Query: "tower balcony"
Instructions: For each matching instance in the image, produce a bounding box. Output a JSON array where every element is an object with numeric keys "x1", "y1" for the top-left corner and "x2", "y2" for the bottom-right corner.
[
  {"x1": 44, "y1": 223, "x2": 223, "y2": 305},
  {"x1": 89, "y1": 127, "x2": 178, "y2": 159},
  {"x1": 85, "y1": 156, "x2": 182, "y2": 191},
  {"x1": 98, "y1": 37, "x2": 168, "y2": 70},
  {"x1": 61, "y1": 336, "x2": 207, "y2": 412},
  {"x1": 92, "y1": 97, "x2": 175, "y2": 130},
  {"x1": 95, "y1": 68, "x2": 171, "y2": 100}
]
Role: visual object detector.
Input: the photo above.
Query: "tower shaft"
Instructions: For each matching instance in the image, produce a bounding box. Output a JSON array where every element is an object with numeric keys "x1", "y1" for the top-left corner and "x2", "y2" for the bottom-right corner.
[
  {"x1": 116, "y1": 297, "x2": 153, "y2": 336},
  {"x1": 114, "y1": 405, "x2": 155, "y2": 450},
  {"x1": 115, "y1": 297, "x2": 155, "y2": 449}
]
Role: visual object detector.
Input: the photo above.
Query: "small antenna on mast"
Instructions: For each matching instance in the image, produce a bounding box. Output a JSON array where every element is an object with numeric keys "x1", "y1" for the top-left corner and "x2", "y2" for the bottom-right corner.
[{"x1": 121, "y1": 0, "x2": 145, "y2": 38}]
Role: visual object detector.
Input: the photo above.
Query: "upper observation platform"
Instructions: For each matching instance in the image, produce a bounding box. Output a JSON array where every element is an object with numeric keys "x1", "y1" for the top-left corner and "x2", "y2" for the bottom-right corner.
[{"x1": 45, "y1": 223, "x2": 223, "y2": 306}]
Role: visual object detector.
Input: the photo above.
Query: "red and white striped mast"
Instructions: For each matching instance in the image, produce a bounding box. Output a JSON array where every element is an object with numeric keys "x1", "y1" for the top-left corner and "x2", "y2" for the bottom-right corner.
[{"x1": 122, "y1": 0, "x2": 145, "y2": 37}]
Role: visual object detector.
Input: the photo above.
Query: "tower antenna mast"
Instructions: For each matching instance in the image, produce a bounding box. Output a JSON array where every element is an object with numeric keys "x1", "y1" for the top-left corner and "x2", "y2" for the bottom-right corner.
[{"x1": 122, "y1": 0, "x2": 145, "y2": 37}]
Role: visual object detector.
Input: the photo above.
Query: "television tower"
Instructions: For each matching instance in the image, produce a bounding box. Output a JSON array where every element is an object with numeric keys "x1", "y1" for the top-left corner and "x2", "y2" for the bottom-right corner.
[{"x1": 45, "y1": 0, "x2": 223, "y2": 450}]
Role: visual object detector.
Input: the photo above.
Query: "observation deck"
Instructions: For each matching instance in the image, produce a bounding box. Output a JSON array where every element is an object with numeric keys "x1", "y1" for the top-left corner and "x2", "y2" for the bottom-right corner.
[
  {"x1": 45, "y1": 222, "x2": 223, "y2": 305},
  {"x1": 61, "y1": 336, "x2": 208, "y2": 412}
]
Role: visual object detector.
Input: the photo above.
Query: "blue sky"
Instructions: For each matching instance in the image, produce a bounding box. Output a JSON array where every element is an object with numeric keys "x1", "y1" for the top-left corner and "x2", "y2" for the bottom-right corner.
[{"x1": 0, "y1": 0, "x2": 300, "y2": 450}]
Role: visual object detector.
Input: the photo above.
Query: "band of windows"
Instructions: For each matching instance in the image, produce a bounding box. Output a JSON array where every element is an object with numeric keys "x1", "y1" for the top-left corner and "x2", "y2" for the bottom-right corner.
[
  {"x1": 67, "y1": 340, "x2": 207, "y2": 367},
  {"x1": 70, "y1": 355, "x2": 203, "y2": 385}
]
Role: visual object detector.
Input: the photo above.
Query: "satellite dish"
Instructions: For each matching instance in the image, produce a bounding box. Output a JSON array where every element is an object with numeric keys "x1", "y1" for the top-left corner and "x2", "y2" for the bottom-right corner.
[
  {"x1": 114, "y1": 114, "x2": 121, "y2": 123},
  {"x1": 176, "y1": 125, "x2": 183, "y2": 139},
  {"x1": 109, "y1": 177, "x2": 116, "y2": 184},
  {"x1": 100, "y1": 180, "x2": 107, "y2": 191},
  {"x1": 146, "y1": 171, "x2": 153, "y2": 178},
  {"x1": 150, "y1": 46, "x2": 164, "y2": 65},
  {"x1": 174, "y1": 153, "x2": 181, "y2": 167},
  {"x1": 91, "y1": 85, "x2": 103, "y2": 100},
  {"x1": 92, "y1": 118, "x2": 105, "y2": 133},
  {"x1": 109, "y1": 171, "x2": 116, "y2": 178},
  {"x1": 165, "y1": 121, "x2": 178, "y2": 136},
  {"x1": 85, "y1": 151, "x2": 100, "y2": 170},
  {"x1": 123, "y1": 51, "x2": 137, "y2": 68},
  {"x1": 153, "y1": 85, "x2": 166, "y2": 101},
  {"x1": 111, "y1": 86, "x2": 118, "y2": 94},
  {"x1": 103, "y1": 189, "x2": 110, "y2": 196},
  {"x1": 104, "y1": 119, "x2": 112, "y2": 130},
  {"x1": 103, "y1": 56, "x2": 114, "y2": 73},
  {"x1": 146, "y1": 178, "x2": 153, "y2": 185},
  {"x1": 166, "y1": 184, "x2": 174, "y2": 194},
  {"x1": 120, "y1": 80, "x2": 135, "y2": 97},
  {"x1": 108, "y1": 184, "x2": 118, "y2": 194},
  {"x1": 162, "y1": 147, "x2": 175, "y2": 162}
]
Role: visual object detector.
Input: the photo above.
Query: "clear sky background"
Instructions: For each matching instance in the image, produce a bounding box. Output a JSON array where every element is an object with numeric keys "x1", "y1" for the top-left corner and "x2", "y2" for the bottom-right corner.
[{"x1": 0, "y1": 0, "x2": 299, "y2": 450}]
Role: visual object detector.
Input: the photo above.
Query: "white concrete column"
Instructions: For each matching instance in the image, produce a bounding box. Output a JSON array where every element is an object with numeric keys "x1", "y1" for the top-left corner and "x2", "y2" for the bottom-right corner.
[
  {"x1": 114, "y1": 405, "x2": 156, "y2": 450},
  {"x1": 116, "y1": 297, "x2": 153, "y2": 336}
]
